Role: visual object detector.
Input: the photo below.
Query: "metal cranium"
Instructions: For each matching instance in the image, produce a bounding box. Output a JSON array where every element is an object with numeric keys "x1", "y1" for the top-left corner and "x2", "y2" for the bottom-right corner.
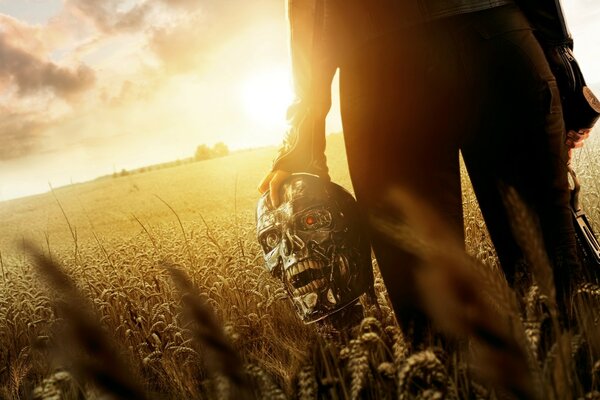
[{"x1": 256, "y1": 174, "x2": 373, "y2": 323}]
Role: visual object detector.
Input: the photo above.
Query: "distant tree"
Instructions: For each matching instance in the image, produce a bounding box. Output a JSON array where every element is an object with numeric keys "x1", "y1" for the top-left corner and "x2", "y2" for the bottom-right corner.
[
  {"x1": 195, "y1": 144, "x2": 213, "y2": 161},
  {"x1": 213, "y1": 142, "x2": 229, "y2": 157}
]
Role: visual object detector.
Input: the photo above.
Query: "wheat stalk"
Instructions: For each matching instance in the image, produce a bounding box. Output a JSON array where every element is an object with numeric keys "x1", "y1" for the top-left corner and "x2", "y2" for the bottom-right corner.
[
  {"x1": 24, "y1": 242, "x2": 148, "y2": 400},
  {"x1": 163, "y1": 263, "x2": 251, "y2": 398}
]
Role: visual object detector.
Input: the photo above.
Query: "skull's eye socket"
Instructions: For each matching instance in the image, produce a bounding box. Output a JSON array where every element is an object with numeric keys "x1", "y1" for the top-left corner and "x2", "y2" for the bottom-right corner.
[
  {"x1": 262, "y1": 230, "x2": 280, "y2": 251},
  {"x1": 299, "y1": 209, "x2": 332, "y2": 230}
]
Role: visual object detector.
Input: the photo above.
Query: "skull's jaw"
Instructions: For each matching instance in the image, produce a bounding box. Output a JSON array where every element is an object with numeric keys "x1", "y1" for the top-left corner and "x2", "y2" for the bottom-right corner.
[
  {"x1": 297, "y1": 295, "x2": 363, "y2": 324},
  {"x1": 285, "y1": 255, "x2": 366, "y2": 324},
  {"x1": 285, "y1": 259, "x2": 329, "y2": 297}
]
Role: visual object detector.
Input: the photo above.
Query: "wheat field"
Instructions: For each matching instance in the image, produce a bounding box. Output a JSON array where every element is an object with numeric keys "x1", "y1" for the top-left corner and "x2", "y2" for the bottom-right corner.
[{"x1": 0, "y1": 133, "x2": 599, "y2": 399}]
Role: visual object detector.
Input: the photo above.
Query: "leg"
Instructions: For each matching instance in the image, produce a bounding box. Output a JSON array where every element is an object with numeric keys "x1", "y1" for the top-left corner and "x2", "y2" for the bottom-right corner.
[
  {"x1": 339, "y1": 25, "x2": 467, "y2": 344},
  {"x1": 460, "y1": 8, "x2": 581, "y2": 317}
]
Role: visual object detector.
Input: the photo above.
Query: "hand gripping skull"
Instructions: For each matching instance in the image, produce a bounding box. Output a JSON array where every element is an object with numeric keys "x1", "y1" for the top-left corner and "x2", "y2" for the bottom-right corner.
[{"x1": 256, "y1": 174, "x2": 374, "y2": 323}]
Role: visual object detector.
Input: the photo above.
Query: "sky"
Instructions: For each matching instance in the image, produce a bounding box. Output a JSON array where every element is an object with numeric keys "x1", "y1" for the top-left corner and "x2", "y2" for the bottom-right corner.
[{"x1": 0, "y1": 0, "x2": 599, "y2": 201}]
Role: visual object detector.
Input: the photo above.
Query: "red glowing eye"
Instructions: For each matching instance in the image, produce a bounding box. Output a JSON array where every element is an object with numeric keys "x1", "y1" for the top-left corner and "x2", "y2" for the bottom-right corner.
[{"x1": 306, "y1": 215, "x2": 316, "y2": 225}]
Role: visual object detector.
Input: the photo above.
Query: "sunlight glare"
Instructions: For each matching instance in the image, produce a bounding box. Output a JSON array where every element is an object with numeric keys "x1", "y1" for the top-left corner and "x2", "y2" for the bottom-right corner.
[{"x1": 241, "y1": 68, "x2": 294, "y2": 128}]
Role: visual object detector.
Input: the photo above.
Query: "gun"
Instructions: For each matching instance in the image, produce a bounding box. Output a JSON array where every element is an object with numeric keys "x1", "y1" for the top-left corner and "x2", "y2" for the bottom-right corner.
[
  {"x1": 550, "y1": 45, "x2": 600, "y2": 277},
  {"x1": 569, "y1": 167, "x2": 600, "y2": 275},
  {"x1": 557, "y1": 51, "x2": 600, "y2": 278},
  {"x1": 519, "y1": 0, "x2": 600, "y2": 276}
]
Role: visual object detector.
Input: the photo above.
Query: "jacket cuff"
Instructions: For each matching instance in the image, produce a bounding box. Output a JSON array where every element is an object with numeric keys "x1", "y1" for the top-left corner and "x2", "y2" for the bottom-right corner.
[{"x1": 271, "y1": 117, "x2": 330, "y2": 179}]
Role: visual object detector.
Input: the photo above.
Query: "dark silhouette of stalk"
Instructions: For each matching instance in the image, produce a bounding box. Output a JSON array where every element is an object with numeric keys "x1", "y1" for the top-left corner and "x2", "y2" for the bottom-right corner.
[
  {"x1": 374, "y1": 189, "x2": 540, "y2": 400},
  {"x1": 163, "y1": 263, "x2": 251, "y2": 398},
  {"x1": 24, "y1": 242, "x2": 148, "y2": 400}
]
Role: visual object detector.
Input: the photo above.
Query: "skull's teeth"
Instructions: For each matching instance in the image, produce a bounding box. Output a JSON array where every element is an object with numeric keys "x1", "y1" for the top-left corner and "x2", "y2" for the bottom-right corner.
[
  {"x1": 292, "y1": 278, "x2": 327, "y2": 297},
  {"x1": 327, "y1": 289, "x2": 337, "y2": 304},
  {"x1": 303, "y1": 293, "x2": 318, "y2": 309},
  {"x1": 287, "y1": 259, "x2": 323, "y2": 279},
  {"x1": 299, "y1": 261, "x2": 308, "y2": 273}
]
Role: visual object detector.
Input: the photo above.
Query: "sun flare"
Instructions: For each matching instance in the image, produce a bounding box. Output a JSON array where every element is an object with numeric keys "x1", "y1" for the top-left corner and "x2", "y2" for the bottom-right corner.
[{"x1": 241, "y1": 67, "x2": 294, "y2": 128}]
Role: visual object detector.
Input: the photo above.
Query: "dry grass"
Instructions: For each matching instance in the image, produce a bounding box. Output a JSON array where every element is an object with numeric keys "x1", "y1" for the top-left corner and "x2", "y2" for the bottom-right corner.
[{"x1": 0, "y1": 133, "x2": 599, "y2": 399}]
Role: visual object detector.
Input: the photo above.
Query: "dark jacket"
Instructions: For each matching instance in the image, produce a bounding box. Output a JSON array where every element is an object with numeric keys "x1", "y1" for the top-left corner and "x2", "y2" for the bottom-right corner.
[{"x1": 271, "y1": 0, "x2": 571, "y2": 178}]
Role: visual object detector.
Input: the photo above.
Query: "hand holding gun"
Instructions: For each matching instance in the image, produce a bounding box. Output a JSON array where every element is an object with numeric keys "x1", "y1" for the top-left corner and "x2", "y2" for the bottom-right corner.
[
  {"x1": 553, "y1": 50, "x2": 600, "y2": 272},
  {"x1": 549, "y1": 47, "x2": 600, "y2": 271},
  {"x1": 518, "y1": 0, "x2": 600, "y2": 272}
]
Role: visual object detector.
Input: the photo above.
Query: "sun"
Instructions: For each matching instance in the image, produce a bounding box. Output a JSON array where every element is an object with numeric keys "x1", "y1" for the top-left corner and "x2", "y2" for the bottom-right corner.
[{"x1": 241, "y1": 67, "x2": 294, "y2": 128}]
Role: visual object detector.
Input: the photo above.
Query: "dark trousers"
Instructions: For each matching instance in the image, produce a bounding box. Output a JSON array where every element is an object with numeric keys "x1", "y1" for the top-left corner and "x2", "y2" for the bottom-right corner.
[{"x1": 339, "y1": 4, "x2": 579, "y2": 340}]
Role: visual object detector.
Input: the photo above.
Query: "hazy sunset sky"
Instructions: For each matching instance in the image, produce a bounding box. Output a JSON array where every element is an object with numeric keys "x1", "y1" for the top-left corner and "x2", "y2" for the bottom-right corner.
[{"x1": 0, "y1": 0, "x2": 599, "y2": 201}]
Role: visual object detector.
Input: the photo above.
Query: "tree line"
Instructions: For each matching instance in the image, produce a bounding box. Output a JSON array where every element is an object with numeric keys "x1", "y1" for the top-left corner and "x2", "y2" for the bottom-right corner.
[
  {"x1": 111, "y1": 142, "x2": 230, "y2": 178},
  {"x1": 194, "y1": 142, "x2": 229, "y2": 161}
]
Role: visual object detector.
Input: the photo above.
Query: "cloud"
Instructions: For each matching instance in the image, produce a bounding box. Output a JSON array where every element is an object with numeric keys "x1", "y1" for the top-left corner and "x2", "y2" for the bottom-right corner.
[
  {"x1": 0, "y1": 0, "x2": 284, "y2": 164},
  {"x1": 0, "y1": 13, "x2": 70, "y2": 56},
  {"x1": 0, "y1": 33, "x2": 95, "y2": 99},
  {"x1": 0, "y1": 14, "x2": 48, "y2": 55},
  {"x1": 148, "y1": 16, "x2": 211, "y2": 74},
  {"x1": 62, "y1": 0, "x2": 209, "y2": 72},
  {"x1": 148, "y1": 0, "x2": 283, "y2": 75},
  {"x1": 102, "y1": 77, "x2": 161, "y2": 107},
  {"x1": 0, "y1": 109, "x2": 52, "y2": 161},
  {"x1": 66, "y1": 0, "x2": 138, "y2": 33},
  {"x1": 61, "y1": 0, "x2": 207, "y2": 76},
  {"x1": 64, "y1": 0, "x2": 198, "y2": 35},
  {"x1": 0, "y1": 14, "x2": 95, "y2": 161},
  {"x1": 114, "y1": 2, "x2": 154, "y2": 32}
]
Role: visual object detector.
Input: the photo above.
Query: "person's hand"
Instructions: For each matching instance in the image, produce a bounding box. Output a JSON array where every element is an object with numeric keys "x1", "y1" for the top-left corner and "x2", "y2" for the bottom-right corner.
[
  {"x1": 566, "y1": 128, "x2": 591, "y2": 161},
  {"x1": 258, "y1": 170, "x2": 291, "y2": 208}
]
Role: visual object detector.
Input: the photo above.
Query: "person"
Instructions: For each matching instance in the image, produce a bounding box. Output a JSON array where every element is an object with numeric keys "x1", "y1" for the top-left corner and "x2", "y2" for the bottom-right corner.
[{"x1": 258, "y1": 0, "x2": 592, "y2": 343}]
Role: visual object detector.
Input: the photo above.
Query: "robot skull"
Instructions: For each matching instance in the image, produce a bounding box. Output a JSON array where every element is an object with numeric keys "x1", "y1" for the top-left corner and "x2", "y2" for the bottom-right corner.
[{"x1": 256, "y1": 174, "x2": 373, "y2": 323}]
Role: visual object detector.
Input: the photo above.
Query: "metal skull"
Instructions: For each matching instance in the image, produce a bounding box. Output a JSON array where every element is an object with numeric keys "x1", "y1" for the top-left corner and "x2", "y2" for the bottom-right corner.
[{"x1": 256, "y1": 173, "x2": 373, "y2": 323}]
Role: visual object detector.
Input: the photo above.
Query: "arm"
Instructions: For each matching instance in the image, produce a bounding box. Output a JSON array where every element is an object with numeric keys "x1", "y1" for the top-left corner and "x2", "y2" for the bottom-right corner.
[
  {"x1": 517, "y1": 0, "x2": 600, "y2": 133},
  {"x1": 272, "y1": 0, "x2": 338, "y2": 179}
]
